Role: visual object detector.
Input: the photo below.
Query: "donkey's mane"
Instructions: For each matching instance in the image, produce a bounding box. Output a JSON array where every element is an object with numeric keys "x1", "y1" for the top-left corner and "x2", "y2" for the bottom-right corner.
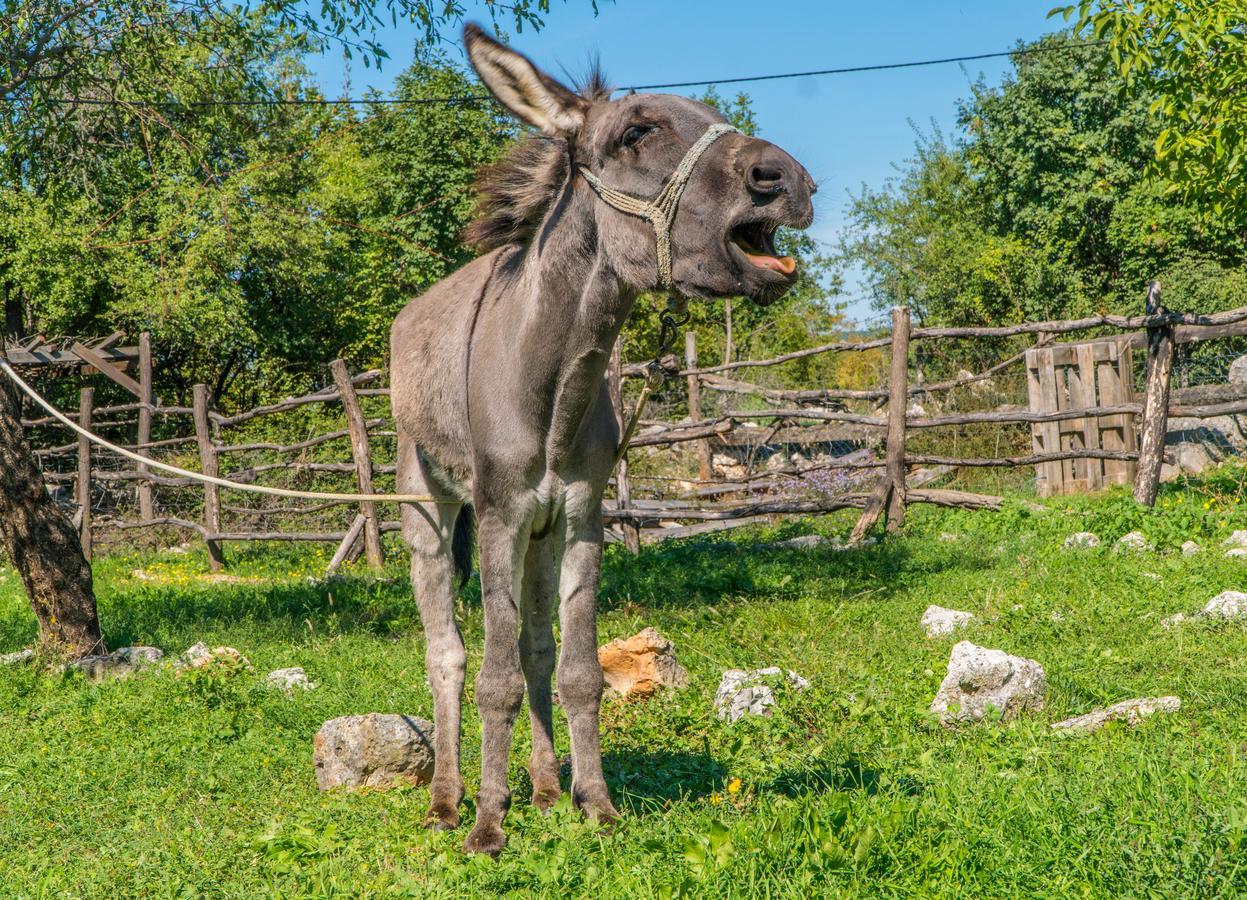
[{"x1": 465, "y1": 67, "x2": 611, "y2": 252}]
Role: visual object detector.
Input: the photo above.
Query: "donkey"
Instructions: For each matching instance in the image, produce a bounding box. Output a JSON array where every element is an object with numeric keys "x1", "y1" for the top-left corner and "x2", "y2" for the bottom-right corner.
[{"x1": 390, "y1": 23, "x2": 815, "y2": 855}]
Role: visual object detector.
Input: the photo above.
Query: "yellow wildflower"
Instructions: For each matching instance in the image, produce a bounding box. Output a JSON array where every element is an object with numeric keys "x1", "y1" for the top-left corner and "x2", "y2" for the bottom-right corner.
[
  {"x1": 709, "y1": 793, "x2": 723, "y2": 805},
  {"x1": 727, "y1": 777, "x2": 742, "y2": 795}
]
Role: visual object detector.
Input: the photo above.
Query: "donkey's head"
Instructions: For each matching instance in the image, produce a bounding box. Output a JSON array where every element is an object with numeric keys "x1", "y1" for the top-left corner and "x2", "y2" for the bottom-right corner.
[{"x1": 464, "y1": 24, "x2": 815, "y2": 305}]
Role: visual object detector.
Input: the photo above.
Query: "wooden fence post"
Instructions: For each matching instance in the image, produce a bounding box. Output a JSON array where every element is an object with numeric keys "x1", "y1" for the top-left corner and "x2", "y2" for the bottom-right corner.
[
  {"x1": 609, "y1": 337, "x2": 641, "y2": 553},
  {"x1": 1133, "y1": 281, "x2": 1173, "y2": 506},
  {"x1": 851, "y1": 305, "x2": 910, "y2": 542},
  {"x1": 884, "y1": 305, "x2": 911, "y2": 532},
  {"x1": 193, "y1": 384, "x2": 225, "y2": 571},
  {"x1": 77, "y1": 386, "x2": 93, "y2": 560},
  {"x1": 331, "y1": 359, "x2": 383, "y2": 569},
  {"x1": 136, "y1": 331, "x2": 155, "y2": 522},
  {"x1": 686, "y1": 331, "x2": 712, "y2": 482}
]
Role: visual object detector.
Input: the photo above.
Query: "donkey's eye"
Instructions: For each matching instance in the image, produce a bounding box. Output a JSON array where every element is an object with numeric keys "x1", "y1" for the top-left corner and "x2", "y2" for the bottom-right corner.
[{"x1": 620, "y1": 124, "x2": 655, "y2": 149}]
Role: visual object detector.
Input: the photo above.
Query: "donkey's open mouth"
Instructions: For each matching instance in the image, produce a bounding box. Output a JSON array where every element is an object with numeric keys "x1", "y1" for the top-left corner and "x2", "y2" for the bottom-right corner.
[{"x1": 727, "y1": 219, "x2": 797, "y2": 277}]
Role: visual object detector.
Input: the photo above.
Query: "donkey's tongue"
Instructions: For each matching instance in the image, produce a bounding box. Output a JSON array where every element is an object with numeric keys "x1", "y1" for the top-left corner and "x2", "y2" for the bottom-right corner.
[{"x1": 746, "y1": 252, "x2": 796, "y2": 275}]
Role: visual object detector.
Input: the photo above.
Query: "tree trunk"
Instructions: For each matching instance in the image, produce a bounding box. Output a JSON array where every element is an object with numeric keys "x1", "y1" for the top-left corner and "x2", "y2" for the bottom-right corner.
[{"x1": 0, "y1": 376, "x2": 103, "y2": 658}]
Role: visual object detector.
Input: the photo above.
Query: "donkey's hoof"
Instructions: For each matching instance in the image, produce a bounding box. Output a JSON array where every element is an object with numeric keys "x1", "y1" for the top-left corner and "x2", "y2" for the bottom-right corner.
[
  {"x1": 532, "y1": 785, "x2": 562, "y2": 813},
  {"x1": 463, "y1": 823, "x2": 507, "y2": 857},
  {"x1": 574, "y1": 789, "x2": 621, "y2": 829},
  {"x1": 424, "y1": 803, "x2": 461, "y2": 831}
]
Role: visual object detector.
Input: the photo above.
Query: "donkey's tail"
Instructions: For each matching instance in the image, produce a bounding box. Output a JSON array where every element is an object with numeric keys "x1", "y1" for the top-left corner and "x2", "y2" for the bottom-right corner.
[{"x1": 452, "y1": 504, "x2": 475, "y2": 588}]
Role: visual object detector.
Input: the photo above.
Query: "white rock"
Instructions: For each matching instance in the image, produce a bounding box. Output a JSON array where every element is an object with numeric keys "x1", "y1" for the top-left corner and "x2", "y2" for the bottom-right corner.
[
  {"x1": 179, "y1": 642, "x2": 251, "y2": 670},
  {"x1": 1116, "y1": 531, "x2": 1152, "y2": 553},
  {"x1": 1204, "y1": 590, "x2": 1247, "y2": 619},
  {"x1": 313, "y1": 714, "x2": 435, "y2": 790},
  {"x1": 0, "y1": 648, "x2": 34, "y2": 666},
  {"x1": 775, "y1": 534, "x2": 827, "y2": 550},
  {"x1": 267, "y1": 667, "x2": 315, "y2": 691},
  {"x1": 67, "y1": 646, "x2": 164, "y2": 681},
  {"x1": 1230, "y1": 354, "x2": 1247, "y2": 384},
  {"x1": 938, "y1": 533, "x2": 960, "y2": 543},
  {"x1": 714, "y1": 668, "x2": 809, "y2": 722},
  {"x1": 1051, "y1": 696, "x2": 1180, "y2": 732},
  {"x1": 1141, "y1": 572, "x2": 1161, "y2": 581},
  {"x1": 920, "y1": 605, "x2": 975, "y2": 638},
  {"x1": 1225, "y1": 531, "x2": 1247, "y2": 548},
  {"x1": 929, "y1": 641, "x2": 1046, "y2": 725},
  {"x1": 1182, "y1": 541, "x2": 1202, "y2": 556},
  {"x1": 1227, "y1": 548, "x2": 1247, "y2": 559},
  {"x1": 1064, "y1": 532, "x2": 1100, "y2": 550},
  {"x1": 1161, "y1": 612, "x2": 1188, "y2": 629}
]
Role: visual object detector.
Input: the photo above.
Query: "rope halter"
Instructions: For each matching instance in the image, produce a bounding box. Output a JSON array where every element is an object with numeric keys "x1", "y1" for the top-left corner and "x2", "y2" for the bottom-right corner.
[{"x1": 577, "y1": 122, "x2": 739, "y2": 289}]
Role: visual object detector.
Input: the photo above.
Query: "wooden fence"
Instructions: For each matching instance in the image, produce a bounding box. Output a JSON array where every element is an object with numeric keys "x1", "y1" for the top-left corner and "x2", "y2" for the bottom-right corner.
[{"x1": 19, "y1": 283, "x2": 1247, "y2": 565}]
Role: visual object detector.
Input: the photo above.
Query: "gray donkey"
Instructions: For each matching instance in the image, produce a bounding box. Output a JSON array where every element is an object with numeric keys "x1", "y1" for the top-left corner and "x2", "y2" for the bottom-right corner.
[{"x1": 391, "y1": 23, "x2": 815, "y2": 855}]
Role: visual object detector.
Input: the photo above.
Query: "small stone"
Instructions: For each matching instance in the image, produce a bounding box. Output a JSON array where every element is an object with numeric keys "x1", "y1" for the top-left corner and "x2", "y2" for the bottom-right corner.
[
  {"x1": 1051, "y1": 696, "x2": 1180, "y2": 732},
  {"x1": 1204, "y1": 590, "x2": 1247, "y2": 619},
  {"x1": 1226, "y1": 548, "x2": 1247, "y2": 559},
  {"x1": 1116, "y1": 531, "x2": 1151, "y2": 553},
  {"x1": 1182, "y1": 541, "x2": 1201, "y2": 556},
  {"x1": 313, "y1": 714, "x2": 435, "y2": 791},
  {"x1": 67, "y1": 646, "x2": 164, "y2": 681},
  {"x1": 1161, "y1": 612, "x2": 1188, "y2": 629},
  {"x1": 598, "y1": 628, "x2": 689, "y2": 700},
  {"x1": 938, "y1": 533, "x2": 960, "y2": 543},
  {"x1": 774, "y1": 534, "x2": 827, "y2": 550},
  {"x1": 1064, "y1": 532, "x2": 1100, "y2": 550},
  {"x1": 930, "y1": 641, "x2": 1046, "y2": 725},
  {"x1": 179, "y1": 642, "x2": 251, "y2": 670},
  {"x1": 1049, "y1": 610, "x2": 1065, "y2": 622},
  {"x1": 1141, "y1": 572, "x2": 1161, "y2": 581},
  {"x1": 920, "y1": 605, "x2": 975, "y2": 638},
  {"x1": 267, "y1": 667, "x2": 315, "y2": 691},
  {"x1": 1225, "y1": 530, "x2": 1247, "y2": 549},
  {"x1": 1230, "y1": 354, "x2": 1247, "y2": 384},
  {"x1": 714, "y1": 667, "x2": 810, "y2": 722},
  {"x1": 0, "y1": 648, "x2": 34, "y2": 666}
]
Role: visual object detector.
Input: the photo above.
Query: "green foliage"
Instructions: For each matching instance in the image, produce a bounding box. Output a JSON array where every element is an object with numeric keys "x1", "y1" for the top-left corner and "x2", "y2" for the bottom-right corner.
[
  {"x1": 6, "y1": 473, "x2": 1247, "y2": 894},
  {"x1": 841, "y1": 30, "x2": 1247, "y2": 334},
  {"x1": 1054, "y1": 1, "x2": 1247, "y2": 221}
]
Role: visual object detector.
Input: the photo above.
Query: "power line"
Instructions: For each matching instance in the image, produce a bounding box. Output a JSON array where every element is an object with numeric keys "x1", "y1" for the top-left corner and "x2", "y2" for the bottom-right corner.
[{"x1": 2, "y1": 39, "x2": 1105, "y2": 108}]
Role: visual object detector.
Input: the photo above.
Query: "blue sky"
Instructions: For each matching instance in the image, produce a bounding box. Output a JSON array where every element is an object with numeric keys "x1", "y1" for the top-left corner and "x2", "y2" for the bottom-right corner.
[{"x1": 305, "y1": 1, "x2": 1063, "y2": 321}]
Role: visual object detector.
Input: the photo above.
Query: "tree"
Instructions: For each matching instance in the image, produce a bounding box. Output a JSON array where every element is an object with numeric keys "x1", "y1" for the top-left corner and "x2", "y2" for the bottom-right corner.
[
  {"x1": 841, "y1": 30, "x2": 1247, "y2": 349},
  {"x1": 0, "y1": 1, "x2": 594, "y2": 659},
  {"x1": 1054, "y1": 1, "x2": 1247, "y2": 220}
]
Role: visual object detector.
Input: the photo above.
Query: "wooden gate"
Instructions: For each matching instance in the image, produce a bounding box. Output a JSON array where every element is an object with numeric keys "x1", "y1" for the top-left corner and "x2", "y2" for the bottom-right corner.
[{"x1": 1025, "y1": 339, "x2": 1136, "y2": 496}]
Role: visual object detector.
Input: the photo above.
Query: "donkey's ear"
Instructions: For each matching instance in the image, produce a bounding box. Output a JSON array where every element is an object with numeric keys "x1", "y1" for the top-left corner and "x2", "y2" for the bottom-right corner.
[{"x1": 464, "y1": 23, "x2": 589, "y2": 137}]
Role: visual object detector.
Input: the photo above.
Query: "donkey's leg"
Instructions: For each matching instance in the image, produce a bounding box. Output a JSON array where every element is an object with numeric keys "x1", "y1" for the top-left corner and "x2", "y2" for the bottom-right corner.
[
  {"x1": 519, "y1": 534, "x2": 560, "y2": 811},
  {"x1": 556, "y1": 509, "x2": 620, "y2": 824},
  {"x1": 464, "y1": 511, "x2": 530, "y2": 856},
  {"x1": 399, "y1": 441, "x2": 467, "y2": 830}
]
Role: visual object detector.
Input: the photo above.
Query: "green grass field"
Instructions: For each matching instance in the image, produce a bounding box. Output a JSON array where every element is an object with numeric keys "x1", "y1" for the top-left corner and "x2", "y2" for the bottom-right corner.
[{"x1": 4, "y1": 471, "x2": 1247, "y2": 897}]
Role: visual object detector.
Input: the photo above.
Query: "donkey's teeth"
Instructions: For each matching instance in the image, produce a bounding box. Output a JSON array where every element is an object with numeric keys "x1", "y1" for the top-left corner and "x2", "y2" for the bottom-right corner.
[{"x1": 745, "y1": 253, "x2": 796, "y2": 275}]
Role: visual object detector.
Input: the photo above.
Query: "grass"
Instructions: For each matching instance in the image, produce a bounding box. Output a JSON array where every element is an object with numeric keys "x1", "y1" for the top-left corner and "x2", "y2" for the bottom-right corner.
[{"x1": 4, "y1": 470, "x2": 1247, "y2": 896}]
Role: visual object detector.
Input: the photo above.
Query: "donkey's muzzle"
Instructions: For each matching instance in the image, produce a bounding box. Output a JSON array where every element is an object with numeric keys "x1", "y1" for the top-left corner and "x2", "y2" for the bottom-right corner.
[{"x1": 740, "y1": 141, "x2": 816, "y2": 222}]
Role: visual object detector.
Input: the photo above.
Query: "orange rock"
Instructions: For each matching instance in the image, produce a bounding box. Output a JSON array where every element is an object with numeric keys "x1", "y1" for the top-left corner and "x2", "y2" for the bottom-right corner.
[{"x1": 598, "y1": 627, "x2": 689, "y2": 699}]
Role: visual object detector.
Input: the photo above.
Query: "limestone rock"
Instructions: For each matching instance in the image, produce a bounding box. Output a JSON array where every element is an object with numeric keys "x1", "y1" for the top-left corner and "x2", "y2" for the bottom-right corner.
[
  {"x1": 67, "y1": 646, "x2": 164, "y2": 681},
  {"x1": 1204, "y1": 590, "x2": 1247, "y2": 619},
  {"x1": 0, "y1": 648, "x2": 34, "y2": 666},
  {"x1": 598, "y1": 628, "x2": 689, "y2": 700},
  {"x1": 313, "y1": 714, "x2": 435, "y2": 791},
  {"x1": 930, "y1": 641, "x2": 1046, "y2": 725},
  {"x1": 1161, "y1": 612, "x2": 1188, "y2": 629},
  {"x1": 1225, "y1": 531, "x2": 1247, "y2": 549},
  {"x1": 920, "y1": 605, "x2": 975, "y2": 638},
  {"x1": 179, "y1": 642, "x2": 251, "y2": 670},
  {"x1": 1116, "y1": 531, "x2": 1151, "y2": 553},
  {"x1": 1229, "y1": 354, "x2": 1247, "y2": 384},
  {"x1": 714, "y1": 667, "x2": 809, "y2": 722},
  {"x1": 1182, "y1": 541, "x2": 1202, "y2": 556},
  {"x1": 1051, "y1": 696, "x2": 1180, "y2": 732},
  {"x1": 1063, "y1": 532, "x2": 1100, "y2": 550},
  {"x1": 267, "y1": 667, "x2": 316, "y2": 691},
  {"x1": 1226, "y1": 548, "x2": 1247, "y2": 559}
]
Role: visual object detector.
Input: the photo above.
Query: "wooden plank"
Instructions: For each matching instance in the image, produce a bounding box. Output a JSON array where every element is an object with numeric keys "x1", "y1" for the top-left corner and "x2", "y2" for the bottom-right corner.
[
  {"x1": 884, "y1": 305, "x2": 910, "y2": 532},
  {"x1": 72, "y1": 341, "x2": 142, "y2": 396},
  {"x1": 685, "y1": 331, "x2": 712, "y2": 482},
  {"x1": 193, "y1": 384, "x2": 226, "y2": 571},
  {"x1": 1037, "y1": 348, "x2": 1063, "y2": 496},
  {"x1": 136, "y1": 332, "x2": 154, "y2": 521},
  {"x1": 1134, "y1": 282, "x2": 1174, "y2": 506},
  {"x1": 1075, "y1": 342, "x2": 1102, "y2": 491},
  {"x1": 1025, "y1": 349, "x2": 1047, "y2": 494},
  {"x1": 330, "y1": 359, "x2": 383, "y2": 569},
  {"x1": 77, "y1": 387, "x2": 93, "y2": 561},
  {"x1": 327, "y1": 514, "x2": 368, "y2": 574},
  {"x1": 3, "y1": 346, "x2": 138, "y2": 367}
]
